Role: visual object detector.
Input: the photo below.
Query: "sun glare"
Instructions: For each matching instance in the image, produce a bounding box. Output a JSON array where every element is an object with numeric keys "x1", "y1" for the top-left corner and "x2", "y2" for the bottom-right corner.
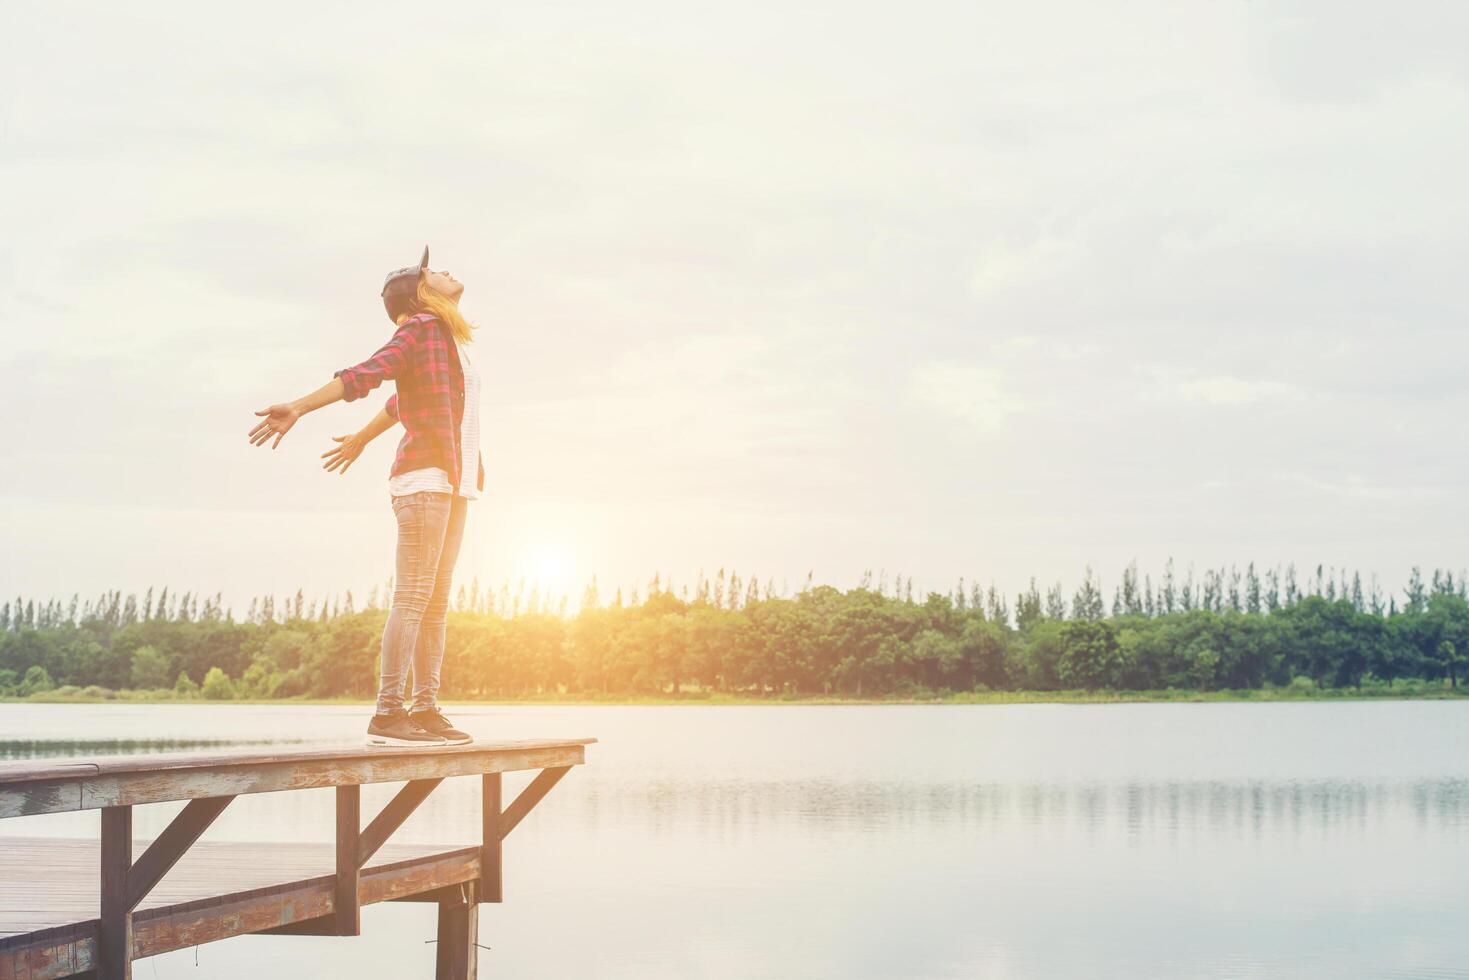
[{"x1": 526, "y1": 545, "x2": 573, "y2": 593}]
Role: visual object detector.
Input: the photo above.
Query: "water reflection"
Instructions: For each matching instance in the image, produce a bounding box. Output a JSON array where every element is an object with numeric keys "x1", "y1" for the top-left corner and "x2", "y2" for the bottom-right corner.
[
  {"x1": 0, "y1": 738, "x2": 302, "y2": 759},
  {"x1": 559, "y1": 776, "x2": 1469, "y2": 838}
]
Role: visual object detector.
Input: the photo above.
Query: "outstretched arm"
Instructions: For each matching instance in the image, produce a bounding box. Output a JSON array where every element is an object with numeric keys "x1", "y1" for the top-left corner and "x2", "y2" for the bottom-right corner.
[
  {"x1": 321, "y1": 400, "x2": 399, "y2": 475},
  {"x1": 249, "y1": 378, "x2": 346, "y2": 449},
  {"x1": 247, "y1": 319, "x2": 420, "y2": 451}
]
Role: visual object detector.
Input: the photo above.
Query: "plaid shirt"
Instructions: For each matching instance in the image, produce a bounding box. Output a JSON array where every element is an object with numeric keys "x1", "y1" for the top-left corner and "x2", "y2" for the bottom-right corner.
[{"x1": 334, "y1": 312, "x2": 485, "y2": 493}]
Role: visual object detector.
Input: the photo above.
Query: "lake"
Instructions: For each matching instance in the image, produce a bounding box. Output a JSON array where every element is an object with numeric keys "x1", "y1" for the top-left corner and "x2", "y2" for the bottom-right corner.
[{"x1": 2, "y1": 701, "x2": 1467, "y2": 979}]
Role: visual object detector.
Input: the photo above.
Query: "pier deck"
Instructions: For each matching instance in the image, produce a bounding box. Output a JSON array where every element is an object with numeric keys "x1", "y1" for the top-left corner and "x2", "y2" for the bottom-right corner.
[{"x1": 0, "y1": 738, "x2": 595, "y2": 980}]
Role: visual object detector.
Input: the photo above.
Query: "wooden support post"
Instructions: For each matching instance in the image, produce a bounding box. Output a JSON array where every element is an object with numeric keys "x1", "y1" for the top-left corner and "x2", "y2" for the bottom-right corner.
[
  {"x1": 480, "y1": 773, "x2": 502, "y2": 903},
  {"x1": 99, "y1": 805, "x2": 133, "y2": 980},
  {"x1": 335, "y1": 784, "x2": 361, "y2": 936},
  {"x1": 435, "y1": 882, "x2": 479, "y2": 980}
]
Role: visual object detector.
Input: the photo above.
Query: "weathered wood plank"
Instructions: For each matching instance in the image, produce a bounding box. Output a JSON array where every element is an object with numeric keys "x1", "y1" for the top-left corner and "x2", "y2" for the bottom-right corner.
[
  {"x1": 55, "y1": 744, "x2": 585, "y2": 815},
  {"x1": 335, "y1": 785, "x2": 361, "y2": 937},
  {"x1": 0, "y1": 780, "x2": 85, "y2": 821},
  {"x1": 125, "y1": 796, "x2": 233, "y2": 909},
  {"x1": 359, "y1": 778, "x2": 442, "y2": 866},
  {"x1": 499, "y1": 766, "x2": 572, "y2": 839},
  {"x1": 135, "y1": 846, "x2": 480, "y2": 958},
  {"x1": 0, "y1": 922, "x2": 96, "y2": 980},
  {"x1": 0, "y1": 739, "x2": 594, "y2": 784}
]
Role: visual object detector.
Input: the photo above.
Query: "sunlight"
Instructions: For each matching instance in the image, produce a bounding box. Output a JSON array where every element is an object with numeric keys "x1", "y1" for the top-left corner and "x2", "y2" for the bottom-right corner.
[{"x1": 526, "y1": 544, "x2": 574, "y2": 594}]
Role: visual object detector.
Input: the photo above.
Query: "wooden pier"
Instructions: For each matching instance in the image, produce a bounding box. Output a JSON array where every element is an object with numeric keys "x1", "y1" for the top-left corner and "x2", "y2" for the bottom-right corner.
[{"x1": 0, "y1": 737, "x2": 595, "y2": 979}]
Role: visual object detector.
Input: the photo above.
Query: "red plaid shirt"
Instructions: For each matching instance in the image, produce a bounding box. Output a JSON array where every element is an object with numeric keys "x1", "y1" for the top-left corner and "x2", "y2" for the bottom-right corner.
[{"x1": 334, "y1": 312, "x2": 485, "y2": 493}]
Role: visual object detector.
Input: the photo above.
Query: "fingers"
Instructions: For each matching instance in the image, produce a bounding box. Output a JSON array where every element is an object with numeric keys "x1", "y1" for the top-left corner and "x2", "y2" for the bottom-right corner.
[
  {"x1": 249, "y1": 427, "x2": 273, "y2": 447},
  {"x1": 341, "y1": 457, "x2": 354, "y2": 474},
  {"x1": 333, "y1": 435, "x2": 346, "y2": 443},
  {"x1": 255, "y1": 409, "x2": 270, "y2": 417},
  {"x1": 248, "y1": 419, "x2": 271, "y2": 439},
  {"x1": 272, "y1": 430, "x2": 285, "y2": 450}
]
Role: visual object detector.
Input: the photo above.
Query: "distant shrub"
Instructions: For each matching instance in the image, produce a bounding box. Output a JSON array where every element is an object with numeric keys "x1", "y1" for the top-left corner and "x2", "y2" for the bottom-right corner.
[
  {"x1": 119, "y1": 688, "x2": 172, "y2": 701},
  {"x1": 21, "y1": 665, "x2": 55, "y2": 696},
  {"x1": 50, "y1": 685, "x2": 83, "y2": 698},
  {"x1": 79, "y1": 685, "x2": 115, "y2": 700},
  {"x1": 1288, "y1": 675, "x2": 1317, "y2": 694},
  {"x1": 269, "y1": 668, "x2": 309, "y2": 699},
  {"x1": 201, "y1": 667, "x2": 236, "y2": 701},
  {"x1": 174, "y1": 671, "x2": 200, "y2": 698}
]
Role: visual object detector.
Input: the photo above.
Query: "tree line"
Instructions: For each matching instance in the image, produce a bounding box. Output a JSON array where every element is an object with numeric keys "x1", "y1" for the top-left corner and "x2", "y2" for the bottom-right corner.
[{"x1": 2, "y1": 563, "x2": 1467, "y2": 700}]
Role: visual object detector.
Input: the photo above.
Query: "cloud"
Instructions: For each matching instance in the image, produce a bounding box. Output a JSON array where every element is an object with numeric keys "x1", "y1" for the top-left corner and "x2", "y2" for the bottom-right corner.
[
  {"x1": 909, "y1": 363, "x2": 1025, "y2": 432},
  {"x1": 1176, "y1": 376, "x2": 1309, "y2": 406}
]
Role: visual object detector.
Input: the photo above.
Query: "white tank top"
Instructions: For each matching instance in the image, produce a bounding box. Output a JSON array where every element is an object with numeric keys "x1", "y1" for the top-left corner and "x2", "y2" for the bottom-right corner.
[{"x1": 388, "y1": 336, "x2": 481, "y2": 500}]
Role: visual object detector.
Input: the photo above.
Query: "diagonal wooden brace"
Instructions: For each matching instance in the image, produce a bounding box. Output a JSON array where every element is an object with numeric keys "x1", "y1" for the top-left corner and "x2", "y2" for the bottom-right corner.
[
  {"x1": 127, "y1": 796, "x2": 235, "y2": 909},
  {"x1": 360, "y1": 777, "x2": 444, "y2": 865},
  {"x1": 499, "y1": 766, "x2": 571, "y2": 839}
]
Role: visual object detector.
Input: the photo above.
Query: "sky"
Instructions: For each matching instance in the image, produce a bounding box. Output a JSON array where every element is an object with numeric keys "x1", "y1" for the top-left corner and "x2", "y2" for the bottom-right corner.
[{"x1": 2, "y1": 1, "x2": 1467, "y2": 613}]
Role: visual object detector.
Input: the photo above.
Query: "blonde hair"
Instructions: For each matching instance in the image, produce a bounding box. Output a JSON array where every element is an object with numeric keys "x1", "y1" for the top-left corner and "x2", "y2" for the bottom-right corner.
[{"x1": 394, "y1": 277, "x2": 475, "y2": 343}]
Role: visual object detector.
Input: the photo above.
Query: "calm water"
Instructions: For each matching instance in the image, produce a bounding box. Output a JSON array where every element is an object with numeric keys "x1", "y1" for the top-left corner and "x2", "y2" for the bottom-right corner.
[{"x1": 2, "y1": 702, "x2": 1467, "y2": 979}]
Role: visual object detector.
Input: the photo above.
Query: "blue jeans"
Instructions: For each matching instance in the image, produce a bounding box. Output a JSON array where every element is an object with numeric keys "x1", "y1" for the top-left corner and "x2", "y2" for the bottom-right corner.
[{"x1": 376, "y1": 491, "x2": 468, "y2": 714}]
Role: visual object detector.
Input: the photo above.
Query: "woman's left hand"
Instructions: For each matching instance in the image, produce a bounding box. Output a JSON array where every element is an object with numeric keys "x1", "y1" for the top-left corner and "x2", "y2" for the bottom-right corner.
[{"x1": 321, "y1": 432, "x2": 368, "y2": 474}]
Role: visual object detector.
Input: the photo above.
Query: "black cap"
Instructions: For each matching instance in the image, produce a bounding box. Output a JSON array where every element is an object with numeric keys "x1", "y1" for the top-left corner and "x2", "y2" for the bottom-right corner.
[{"x1": 381, "y1": 245, "x2": 429, "y2": 319}]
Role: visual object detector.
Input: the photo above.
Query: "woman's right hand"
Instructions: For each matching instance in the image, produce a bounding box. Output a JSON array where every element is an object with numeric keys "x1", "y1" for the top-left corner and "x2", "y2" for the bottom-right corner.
[
  {"x1": 321, "y1": 432, "x2": 368, "y2": 474},
  {"x1": 249, "y1": 402, "x2": 301, "y2": 449}
]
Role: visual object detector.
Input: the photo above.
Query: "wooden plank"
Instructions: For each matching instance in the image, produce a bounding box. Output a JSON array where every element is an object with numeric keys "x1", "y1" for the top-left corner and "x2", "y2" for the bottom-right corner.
[
  {"x1": 359, "y1": 778, "x2": 442, "y2": 866},
  {"x1": 132, "y1": 846, "x2": 480, "y2": 958},
  {"x1": 0, "y1": 780, "x2": 85, "y2": 821},
  {"x1": 499, "y1": 766, "x2": 572, "y2": 839},
  {"x1": 335, "y1": 785, "x2": 361, "y2": 937},
  {"x1": 137, "y1": 846, "x2": 480, "y2": 958},
  {"x1": 98, "y1": 808, "x2": 131, "y2": 980},
  {"x1": 0, "y1": 739, "x2": 595, "y2": 784},
  {"x1": 0, "y1": 922, "x2": 96, "y2": 980},
  {"x1": 54, "y1": 743, "x2": 587, "y2": 815},
  {"x1": 434, "y1": 884, "x2": 478, "y2": 980},
  {"x1": 0, "y1": 763, "x2": 99, "y2": 784},
  {"x1": 125, "y1": 796, "x2": 233, "y2": 909},
  {"x1": 481, "y1": 773, "x2": 502, "y2": 904}
]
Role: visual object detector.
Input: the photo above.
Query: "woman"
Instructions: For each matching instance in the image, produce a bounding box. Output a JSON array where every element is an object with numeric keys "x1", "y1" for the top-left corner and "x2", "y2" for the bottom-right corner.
[{"x1": 248, "y1": 246, "x2": 481, "y2": 747}]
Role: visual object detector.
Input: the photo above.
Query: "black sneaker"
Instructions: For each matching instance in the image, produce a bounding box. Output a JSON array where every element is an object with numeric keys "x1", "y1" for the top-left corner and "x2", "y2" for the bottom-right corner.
[
  {"x1": 366, "y1": 710, "x2": 448, "y2": 747},
  {"x1": 408, "y1": 708, "x2": 473, "y2": 745}
]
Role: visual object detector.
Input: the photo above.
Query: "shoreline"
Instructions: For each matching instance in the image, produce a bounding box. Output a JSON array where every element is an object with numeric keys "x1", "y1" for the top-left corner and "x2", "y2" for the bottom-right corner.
[{"x1": 4, "y1": 688, "x2": 1465, "y2": 707}]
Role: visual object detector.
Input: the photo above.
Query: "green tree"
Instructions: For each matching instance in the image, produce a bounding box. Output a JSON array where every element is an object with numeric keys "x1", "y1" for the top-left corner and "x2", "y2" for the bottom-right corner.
[
  {"x1": 129, "y1": 645, "x2": 173, "y2": 690},
  {"x1": 174, "y1": 671, "x2": 200, "y2": 698},
  {"x1": 1057, "y1": 620, "x2": 1127, "y2": 690},
  {"x1": 20, "y1": 664, "x2": 54, "y2": 696},
  {"x1": 201, "y1": 666, "x2": 236, "y2": 700}
]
